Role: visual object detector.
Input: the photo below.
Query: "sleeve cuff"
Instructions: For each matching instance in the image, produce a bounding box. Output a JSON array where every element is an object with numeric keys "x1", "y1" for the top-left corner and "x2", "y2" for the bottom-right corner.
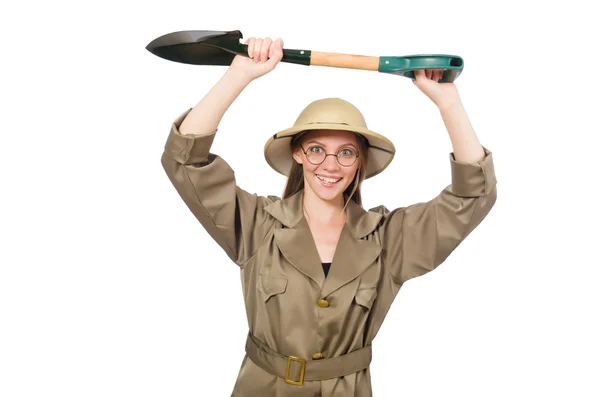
[
  {"x1": 449, "y1": 145, "x2": 497, "y2": 197},
  {"x1": 163, "y1": 108, "x2": 217, "y2": 164}
]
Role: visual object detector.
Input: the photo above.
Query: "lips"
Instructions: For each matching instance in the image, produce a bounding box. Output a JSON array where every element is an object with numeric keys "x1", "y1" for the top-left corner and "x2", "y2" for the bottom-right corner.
[{"x1": 316, "y1": 174, "x2": 342, "y2": 186}]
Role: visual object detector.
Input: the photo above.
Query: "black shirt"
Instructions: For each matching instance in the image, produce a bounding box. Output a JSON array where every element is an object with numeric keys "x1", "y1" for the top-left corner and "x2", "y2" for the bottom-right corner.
[{"x1": 322, "y1": 262, "x2": 331, "y2": 277}]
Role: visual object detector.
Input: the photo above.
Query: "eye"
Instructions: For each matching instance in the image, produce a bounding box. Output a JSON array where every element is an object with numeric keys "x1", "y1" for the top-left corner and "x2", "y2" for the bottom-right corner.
[
  {"x1": 309, "y1": 145, "x2": 324, "y2": 153},
  {"x1": 339, "y1": 148, "x2": 356, "y2": 156}
]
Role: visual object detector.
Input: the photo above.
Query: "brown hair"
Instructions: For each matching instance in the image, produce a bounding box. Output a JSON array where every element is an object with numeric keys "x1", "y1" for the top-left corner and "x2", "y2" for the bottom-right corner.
[{"x1": 282, "y1": 131, "x2": 369, "y2": 210}]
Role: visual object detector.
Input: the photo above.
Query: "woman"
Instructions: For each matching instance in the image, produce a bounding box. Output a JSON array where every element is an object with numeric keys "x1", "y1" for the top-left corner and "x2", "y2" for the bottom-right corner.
[{"x1": 160, "y1": 37, "x2": 497, "y2": 397}]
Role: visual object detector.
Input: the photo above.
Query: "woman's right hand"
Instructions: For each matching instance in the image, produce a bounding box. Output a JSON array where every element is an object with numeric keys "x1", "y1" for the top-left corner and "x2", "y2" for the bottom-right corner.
[{"x1": 229, "y1": 37, "x2": 284, "y2": 83}]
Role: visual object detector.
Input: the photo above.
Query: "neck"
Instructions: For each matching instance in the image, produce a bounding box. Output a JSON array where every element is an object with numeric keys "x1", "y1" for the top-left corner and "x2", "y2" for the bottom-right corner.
[{"x1": 302, "y1": 187, "x2": 346, "y2": 225}]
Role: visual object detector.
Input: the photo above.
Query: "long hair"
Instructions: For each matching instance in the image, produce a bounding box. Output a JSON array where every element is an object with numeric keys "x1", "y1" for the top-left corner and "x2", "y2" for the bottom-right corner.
[{"x1": 282, "y1": 131, "x2": 370, "y2": 210}]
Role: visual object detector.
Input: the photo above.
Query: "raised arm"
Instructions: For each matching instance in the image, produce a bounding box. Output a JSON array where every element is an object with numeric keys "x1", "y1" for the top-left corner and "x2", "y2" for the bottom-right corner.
[
  {"x1": 178, "y1": 37, "x2": 284, "y2": 136},
  {"x1": 160, "y1": 37, "x2": 285, "y2": 266},
  {"x1": 380, "y1": 71, "x2": 497, "y2": 283}
]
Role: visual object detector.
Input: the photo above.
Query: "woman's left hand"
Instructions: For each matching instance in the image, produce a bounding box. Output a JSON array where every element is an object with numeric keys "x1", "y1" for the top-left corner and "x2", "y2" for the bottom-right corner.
[{"x1": 412, "y1": 69, "x2": 461, "y2": 110}]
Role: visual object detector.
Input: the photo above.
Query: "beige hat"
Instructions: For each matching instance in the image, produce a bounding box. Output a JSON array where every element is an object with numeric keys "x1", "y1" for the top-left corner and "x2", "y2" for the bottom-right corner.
[{"x1": 264, "y1": 98, "x2": 396, "y2": 179}]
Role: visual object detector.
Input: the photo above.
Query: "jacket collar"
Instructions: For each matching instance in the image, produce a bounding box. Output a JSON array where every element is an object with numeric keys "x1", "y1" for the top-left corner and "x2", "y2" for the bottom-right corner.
[
  {"x1": 263, "y1": 190, "x2": 383, "y2": 296},
  {"x1": 263, "y1": 189, "x2": 382, "y2": 239}
]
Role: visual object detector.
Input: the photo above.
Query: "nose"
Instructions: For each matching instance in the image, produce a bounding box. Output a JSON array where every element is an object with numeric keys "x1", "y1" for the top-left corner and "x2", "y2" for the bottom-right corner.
[{"x1": 319, "y1": 154, "x2": 341, "y2": 171}]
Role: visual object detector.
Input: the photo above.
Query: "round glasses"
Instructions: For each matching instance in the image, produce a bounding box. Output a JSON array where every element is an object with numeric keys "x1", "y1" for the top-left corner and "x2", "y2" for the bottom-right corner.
[{"x1": 300, "y1": 145, "x2": 359, "y2": 167}]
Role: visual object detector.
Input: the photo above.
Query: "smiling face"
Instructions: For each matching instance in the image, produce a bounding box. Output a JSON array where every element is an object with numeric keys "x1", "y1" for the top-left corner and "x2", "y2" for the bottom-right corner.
[{"x1": 292, "y1": 129, "x2": 361, "y2": 205}]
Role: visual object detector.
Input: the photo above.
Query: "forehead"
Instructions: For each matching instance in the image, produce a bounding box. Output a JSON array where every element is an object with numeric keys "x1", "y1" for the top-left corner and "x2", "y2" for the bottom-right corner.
[{"x1": 300, "y1": 129, "x2": 359, "y2": 146}]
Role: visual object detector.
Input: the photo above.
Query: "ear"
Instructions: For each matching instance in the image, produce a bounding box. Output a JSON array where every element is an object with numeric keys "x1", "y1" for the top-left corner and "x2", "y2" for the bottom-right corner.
[{"x1": 292, "y1": 147, "x2": 303, "y2": 164}]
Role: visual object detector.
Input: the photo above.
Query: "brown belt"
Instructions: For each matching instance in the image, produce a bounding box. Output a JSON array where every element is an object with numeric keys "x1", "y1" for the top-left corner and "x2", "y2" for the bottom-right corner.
[{"x1": 244, "y1": 331, "x2": 372, "y2": 386}]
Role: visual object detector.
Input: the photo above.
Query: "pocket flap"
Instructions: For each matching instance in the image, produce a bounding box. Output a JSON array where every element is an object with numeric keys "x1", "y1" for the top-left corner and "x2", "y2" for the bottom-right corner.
[
  {"x1": 354, "y1": 287, "x2": 378, "y2": 309},
  {"x1": 257, "y1": 275, "x2": 288, "y2": 301}
]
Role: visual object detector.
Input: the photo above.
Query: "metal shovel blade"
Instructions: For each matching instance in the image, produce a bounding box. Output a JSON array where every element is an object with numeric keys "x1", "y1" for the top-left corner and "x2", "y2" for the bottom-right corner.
[{"x1": 145, "y1": 30, "x2": 244, "y2": 65}]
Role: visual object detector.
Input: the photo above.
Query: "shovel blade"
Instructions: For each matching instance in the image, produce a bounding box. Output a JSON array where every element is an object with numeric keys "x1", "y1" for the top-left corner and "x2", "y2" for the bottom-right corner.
[{"x1": 145, "y1": 30, "x2": 244, "y2": 65}]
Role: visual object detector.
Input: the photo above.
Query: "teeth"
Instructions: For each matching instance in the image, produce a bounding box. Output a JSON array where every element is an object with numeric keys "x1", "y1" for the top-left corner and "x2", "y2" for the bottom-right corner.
[{"x1": 317, "y1": 175, "x2": 341, "y2": 183}]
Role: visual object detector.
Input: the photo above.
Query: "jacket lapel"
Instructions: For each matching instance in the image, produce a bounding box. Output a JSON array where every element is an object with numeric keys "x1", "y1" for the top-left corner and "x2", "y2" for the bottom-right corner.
[
  {"x1": 320, "y1": 199, "x2": 383, "y2": 297},
  {"x1": 265, "y1": 190, "x2": 326, "y2": 288},
  {"x1": 264, "y1": 189, "x2": 383, "y2": 295},
  {"x1": 272, "y1": 219, "x2": 326, "y2": 289}
]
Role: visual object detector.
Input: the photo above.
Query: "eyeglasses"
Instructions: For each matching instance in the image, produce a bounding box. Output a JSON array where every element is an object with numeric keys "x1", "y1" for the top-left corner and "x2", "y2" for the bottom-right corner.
[{"x1": 300, "y1": 144, "x2": 359, "y2": 167}]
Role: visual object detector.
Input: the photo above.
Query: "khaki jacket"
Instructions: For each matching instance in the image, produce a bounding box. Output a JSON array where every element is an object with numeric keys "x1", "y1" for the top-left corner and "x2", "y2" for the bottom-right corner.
[{"x1": 161, "y1": 108, "x2": 498, "y2": 397}]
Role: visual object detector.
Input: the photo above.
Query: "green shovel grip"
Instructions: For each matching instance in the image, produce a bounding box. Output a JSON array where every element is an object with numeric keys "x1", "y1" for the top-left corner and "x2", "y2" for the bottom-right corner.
[{"x1": 379, "y1": 55, "x2": 464, "y2": 82}]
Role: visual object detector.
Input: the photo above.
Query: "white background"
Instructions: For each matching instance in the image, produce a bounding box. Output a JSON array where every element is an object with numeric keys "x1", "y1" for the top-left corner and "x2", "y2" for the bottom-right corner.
[{"x1": 2, "y1": 0, "x2": 599, "y2": 396}]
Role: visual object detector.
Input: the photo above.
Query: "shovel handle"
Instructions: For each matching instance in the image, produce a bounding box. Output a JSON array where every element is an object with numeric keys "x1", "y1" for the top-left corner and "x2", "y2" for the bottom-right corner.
[
  {"x1": 238, "y1": 44, "x2": 462, "y2": 82},
  {"x1": 307, "y1": 51, "x2": 462, "y2": 82},
  {"x1": 309, "y1": 51, "x2": 379, "y2": 71},
  {"x1": 239, "y1": 44, "x2": 377, "y2": 69},
  {"x1": 239, "y1": 45, "x2": 379, "y2": 70}
]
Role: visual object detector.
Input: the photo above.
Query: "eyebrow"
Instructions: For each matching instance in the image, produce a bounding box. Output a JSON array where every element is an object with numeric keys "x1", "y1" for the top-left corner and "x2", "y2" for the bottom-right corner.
[{"x1": 304, "y1": 139, "x2": 358, "y2": 150}]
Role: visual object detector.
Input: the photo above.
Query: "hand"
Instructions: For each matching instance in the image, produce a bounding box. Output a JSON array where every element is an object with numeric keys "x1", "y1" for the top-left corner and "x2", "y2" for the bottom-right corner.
[
  {"x1": 412, "y1": 69, "x2": 461, "y2": 110},
  {"x1": 229, "y1": 37, "x2": 284, "y2": 83}
]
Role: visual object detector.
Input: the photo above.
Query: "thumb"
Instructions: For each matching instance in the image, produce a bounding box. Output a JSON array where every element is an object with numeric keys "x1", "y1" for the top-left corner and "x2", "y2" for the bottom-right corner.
[
  {"x1": 276, "y1": 38, "x2": 284, "y2": 55},
  {"x1": 268, "y1": 38, "x2": 284, "y2": 63}
]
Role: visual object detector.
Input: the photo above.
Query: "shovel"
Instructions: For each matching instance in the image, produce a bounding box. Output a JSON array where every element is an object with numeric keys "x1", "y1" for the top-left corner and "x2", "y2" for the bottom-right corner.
[{"x1": 146, "y1": 30, "x2": 463, "y2": 83}]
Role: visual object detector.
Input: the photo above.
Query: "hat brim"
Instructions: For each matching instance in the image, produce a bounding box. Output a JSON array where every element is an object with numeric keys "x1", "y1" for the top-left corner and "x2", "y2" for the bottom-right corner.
[{"x1": 264, "y1": 124, "x2": 396, "y2": 179}]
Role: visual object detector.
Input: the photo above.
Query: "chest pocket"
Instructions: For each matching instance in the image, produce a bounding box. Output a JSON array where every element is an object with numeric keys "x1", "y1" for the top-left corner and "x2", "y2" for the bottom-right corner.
[
  {"x1": 257, "y1": 274, "x2": 288, "y2": 302},
  {"x1": 354, "y1": 286, "x2": 378, "y2": 310}
]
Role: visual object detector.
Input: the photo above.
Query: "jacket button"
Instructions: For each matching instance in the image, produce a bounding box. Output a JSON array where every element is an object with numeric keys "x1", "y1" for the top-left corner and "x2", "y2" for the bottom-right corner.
[
  {"x1": 312, "y1": 353, "x2": 325, "y2": 360},
  {"x1": 317, "y1": 299, "x2": 330, "y2": 308}
]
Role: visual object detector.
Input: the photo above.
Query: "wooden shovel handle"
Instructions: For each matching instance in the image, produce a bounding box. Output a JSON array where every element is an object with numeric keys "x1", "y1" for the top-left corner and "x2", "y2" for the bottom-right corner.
[{"x1": 310, "y1": 51, "x2": 379, "y2": 71}]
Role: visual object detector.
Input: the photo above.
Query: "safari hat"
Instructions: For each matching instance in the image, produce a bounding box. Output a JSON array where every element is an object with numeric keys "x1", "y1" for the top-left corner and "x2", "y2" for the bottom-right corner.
[{"x1": 264, "y1": 98, "x2": 395, "y2": 179}]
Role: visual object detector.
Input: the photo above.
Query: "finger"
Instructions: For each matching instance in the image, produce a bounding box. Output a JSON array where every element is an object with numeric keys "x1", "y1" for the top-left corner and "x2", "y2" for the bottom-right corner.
[
  {"x1": 426, "y1": 69, "x2": 432, "y2": 79},
  {"x1": 260, "y1": 37, "x2": 272, "y2": 62},
  {"x1": 253, "y1": 38, "x2": 263, "y2": 62},
  {"x1": 269, "y1": 37, "x2": 281, "y2": 58},
  {"x1": 268, "y1": 38, "x2": 274, "y2": 58},
  {"x1": 269, "y1": 38, "x2": 284, "y2": 60},
  {"x1": 246, "y1": 37, "x2": 255, "y2": 58},
  {"x1": 414, "y1": 69, "x2": 424, "y2": 80},
  {"x1": 266, "y1": 38, "x2": 284, "y2": 71}
]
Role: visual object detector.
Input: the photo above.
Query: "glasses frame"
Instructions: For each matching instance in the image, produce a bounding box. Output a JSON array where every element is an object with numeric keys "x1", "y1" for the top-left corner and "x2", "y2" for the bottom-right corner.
[{"x1": 300, "y1": 144, "x2": 360, "y2": 167}]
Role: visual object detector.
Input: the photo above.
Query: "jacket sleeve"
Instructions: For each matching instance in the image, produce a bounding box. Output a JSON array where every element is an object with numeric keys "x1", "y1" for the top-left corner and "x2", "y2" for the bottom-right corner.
[
  {"x1": 379, "y1": 146, "x2": 497, "y2": 284},
  {"x1": 160, "y1": 108, "x2": 278, "y2": 266}
]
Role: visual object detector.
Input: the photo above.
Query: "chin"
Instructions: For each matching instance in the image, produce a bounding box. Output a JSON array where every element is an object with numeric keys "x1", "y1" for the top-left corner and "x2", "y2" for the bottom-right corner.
[
  {"x1": 307, "y1": 176, "x2": 350, "y2": 202},
  {"x1": 316, "y1": 190, "x2": 341, "y2": 202}
]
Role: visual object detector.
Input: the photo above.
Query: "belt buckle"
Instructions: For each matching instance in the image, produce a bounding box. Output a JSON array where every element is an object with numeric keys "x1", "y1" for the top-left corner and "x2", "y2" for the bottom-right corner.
[{"x1": 285, "y1": 355, "x2": 306, "y2": 386}]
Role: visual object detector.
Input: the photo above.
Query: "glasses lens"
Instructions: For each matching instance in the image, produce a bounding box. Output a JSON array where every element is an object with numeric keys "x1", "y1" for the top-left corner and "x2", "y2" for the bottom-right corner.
[
  {"x1": 338, "y1": 148, "x2": 358, "y2": 166},
  {"x1": 306, "y1": 146, "x2": 326, "y2": 164}
]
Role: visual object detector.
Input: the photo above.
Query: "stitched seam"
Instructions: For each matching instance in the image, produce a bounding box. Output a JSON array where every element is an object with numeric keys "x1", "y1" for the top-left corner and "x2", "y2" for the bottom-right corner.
[
  {"x1": 182, "y1": 136, "x2": 192, "y2": 161},
  {"x1": 387, "y1": 210, "x2": 405, "y2": 286},
  {"x1": 465, "y1": 196, "x2": 483, "y2": 231},
  {"x1": 239, "y1": 219, "x2": 277, "y2": 269},
  {"x1": 481, "y1": 159, "x2": 491, "y2": 195}
]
